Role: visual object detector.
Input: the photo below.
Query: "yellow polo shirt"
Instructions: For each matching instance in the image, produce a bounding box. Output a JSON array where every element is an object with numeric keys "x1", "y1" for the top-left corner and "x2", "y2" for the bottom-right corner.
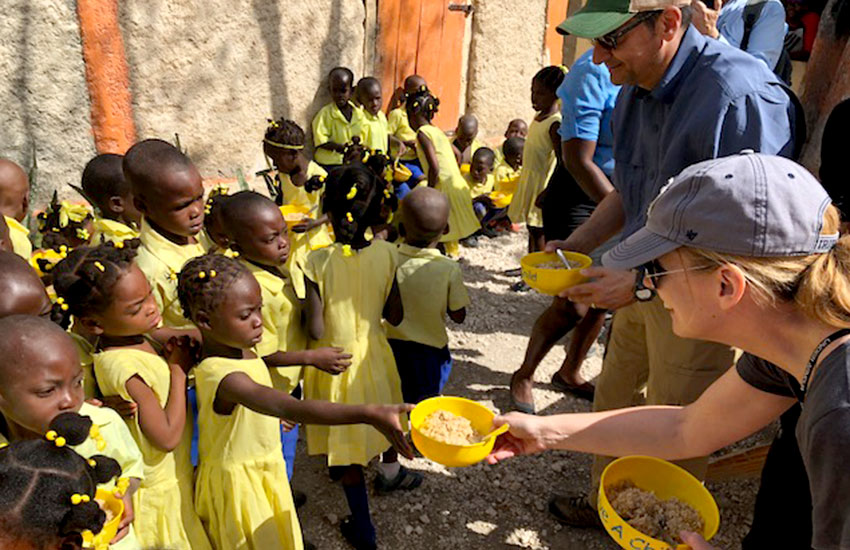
[
  {"x1": 135, "y1": 218, "x2": 205, "y2": 329},
  {"x1": 384, "y1": 244, "x2": 469, "y2": 349},
  {"x1": 312, "y1": 101, "x2": 363, "y2": 166},
  {"x1": 6, "y1": 216, "x2": 31, "y2": 259},
  {"x1": 92, "y1": 217, "x2": 139, "y2": 245},
  {"x1": 359, "y1": 108, "x2": 390, "y2": 154},
  {"x1": 387, "y1": 107, "x2": 418, "y2": 161},
  {"x1": 244, "y1": 261, "x2": 305, "y2": 394},
  {"x1": 464, "y1": 172, "x2": 495, "y2": 198}
]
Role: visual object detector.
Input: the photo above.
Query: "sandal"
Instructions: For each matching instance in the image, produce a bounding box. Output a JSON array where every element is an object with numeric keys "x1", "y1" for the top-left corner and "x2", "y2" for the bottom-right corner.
[
  {"x1": 373, "y1": 465, "x2": 424, "y2": 495},
  {"x1": 340, "y1": 516, "x2": 377, "y2": 550},
  {"x1": 510, "y1": 280, "x2": 530, "y2": 292},
  {"x1": 548, "y1": 493, "x2": 602, "y2": 528},
  {"x1": 509, "y1": 372, "x2": 535, "y2": 414},
  {"x1": 550, "y1": 374, "x2": 595, "y2": 401}
]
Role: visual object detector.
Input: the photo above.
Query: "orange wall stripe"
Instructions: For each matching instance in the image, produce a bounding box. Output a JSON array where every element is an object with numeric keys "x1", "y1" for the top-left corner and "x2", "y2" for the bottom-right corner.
[
  {"x1": 545, "y1": 0, "x2": 569, "y2": 66},
  {"x1": 77, "y1": 0, "x2": 136, "y2": 154}
]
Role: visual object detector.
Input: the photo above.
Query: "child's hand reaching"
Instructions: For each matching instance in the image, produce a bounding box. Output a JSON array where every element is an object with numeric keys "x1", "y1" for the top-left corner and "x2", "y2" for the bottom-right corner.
[
  {"x1": 366, "y1": 404, "x2": 416, "y2": 459},
  {"x1": 308, "y1": 346, "x2": 353, "y2": 374},
  {"x1": 164, "y1": 335, "x2": 200, "y2": 374},
  {"x1": 679, "y1": 532, "x2": 721, "y2": 549}
]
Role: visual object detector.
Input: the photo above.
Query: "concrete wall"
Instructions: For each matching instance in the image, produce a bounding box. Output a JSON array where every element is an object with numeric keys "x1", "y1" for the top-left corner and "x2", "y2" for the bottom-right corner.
[
  {"x1": 465, "y1": 0, "x2": 551, "y2": 138},
  {"x1": 0, "y1": 0, "x2": 97, "y2": 206}
]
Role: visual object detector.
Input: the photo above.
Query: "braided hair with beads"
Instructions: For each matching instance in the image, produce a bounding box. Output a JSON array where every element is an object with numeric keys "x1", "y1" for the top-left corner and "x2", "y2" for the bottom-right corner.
[
  {"x1": 323, "y1": 164, "x2": 396, "y2": 246},
  {"x1": 405, "y1": 86, "x2": 441, "y2": 123},
  {"x1": 176, "y1": 253, "x2": 251, "y2": 322},
  {"x1": 0, "y1": 412, "x2": 122, "y2": 548},
  {"x1": 51, "y1": 239, "x2": 141, "y2": 320}
]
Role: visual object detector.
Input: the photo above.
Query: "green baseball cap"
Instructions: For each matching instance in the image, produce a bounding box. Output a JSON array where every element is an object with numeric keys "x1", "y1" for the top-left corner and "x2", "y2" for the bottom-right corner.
[{"x1": 557, "y1": 0, "x2": 689, "y2": 38}]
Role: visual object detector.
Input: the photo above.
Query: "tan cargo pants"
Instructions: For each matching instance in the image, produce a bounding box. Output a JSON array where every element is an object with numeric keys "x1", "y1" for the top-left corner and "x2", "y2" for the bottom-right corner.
[{"x1": 587, "y1": 297, "x2": 737, "y2": 507}]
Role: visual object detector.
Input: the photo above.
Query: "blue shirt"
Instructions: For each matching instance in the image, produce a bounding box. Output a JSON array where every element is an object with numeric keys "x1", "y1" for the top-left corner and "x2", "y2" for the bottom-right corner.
[
  {"x1": 612, "y1": 26, "x2": 798, "y2": 239},
  {"x1": 557, "y1": 50, "x2": 621, "y2": 179},
  {"x1": 716, "y1": 0, "x2": 788, "y2": 69}
]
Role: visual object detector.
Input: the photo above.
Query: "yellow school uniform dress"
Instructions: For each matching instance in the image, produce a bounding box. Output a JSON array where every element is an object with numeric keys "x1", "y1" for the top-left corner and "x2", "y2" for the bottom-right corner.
[
  {"x1": 312, "y1": 101, "x2": 363, "y2": 167},
  {"x1": 494, "y1": 143, "x2": 505, "y2": 166},
  {"x1": 92, "y1": 217, "x2": 139, "y2": 245},
  {"x1": 359, "y1": 108, "x2": 390, "y2": 154},
  {"x1": 387, "y1": 106, "x2": 418, "y2": 161},
  {"x1": 244, "y1": 261, "x2": 306, "y2": 394},
  {"x1": 0, "y1": 402, "x2": 146, "y2": 550},
  {"x1": 135, "y1": 218, "x2": 205, "y2": 329},
  {"x1": 507, "y1": 112, "x2": 561, "y2": 227},
  {"x1": 69, "y1": 330, "x2": 97, "y2": 399},
  {"x1": 94, "y1": 349, "x2": 211, "y2": 550},
  {"x1": 415, "y1": 125, "x2": 479, "y2": 243},
  {"x1": 280, "y1": 161, "x2": 334, "y2": 299},
  {"x1": 5, "y1": 216, "x2": 31, "y2": 259},
  {"x1": 194, "y1": 356, "x2": 303, "y2": 550},
  {"x1": 464, "y1": 172, "x2": 495, "y2": 199},
  {"x1": 385, "y1": 244, "x2": 469, "y2": 349},
  {"x1": 301, "y1": 241, "x2": 404, "y2": 466}
]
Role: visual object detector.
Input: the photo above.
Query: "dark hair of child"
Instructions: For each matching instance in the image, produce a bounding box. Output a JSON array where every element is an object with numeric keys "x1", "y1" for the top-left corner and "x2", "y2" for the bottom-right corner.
[
  {"x1": 532, "y1": 65, "x2": 566, "y2": 94},
  {"x1": 323, "y1": 164, "x2": 396, "y2": 245},
  {"x1": 264, "y1": 118, "x2": 306, "y2": 149},
  {"x1": 0, "y1": 412, "x2": 122, "y2": 548},
  {"x1": 405, "y1": 87, "x2": 440, "y2": 123},
  {"x1": 503, "y1": 136, "x2": 525, "y2": 160},
  {"x1": 328, "y1": 66, "x2": 355, "y2": 86},
  {"x1": 176, "y1": 253, "x2": 250, "y2": 322},
  {"x1": 52, "y1": 240, "x2": 141, "y2": 320},
  {"x1": 123, "y1": 139, "x2": 192, "y2": 195},
  {"x1": 472, "y1": 147, "x2": 496, "y2": 168},
  {"x1": 203, "y1": 186, "x2": 231, "y2": 248},
  {"x1": 37, "y1": 191, "x2": 95, "y2": 250},
  {"x1": 81, "y1": 154, "x2": 128, "y2": 216}
]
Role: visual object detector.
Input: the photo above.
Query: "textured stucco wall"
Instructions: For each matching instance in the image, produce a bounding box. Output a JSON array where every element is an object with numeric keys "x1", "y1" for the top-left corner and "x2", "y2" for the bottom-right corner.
[
  {"x1": 466, "y1": 0, "x2": 549, "y2": 139},
  {"x1": 121, "y1": 0, "x2": 366, "y2": 181},
  {"x1": 0, "y1": 0, "x2": 97, "y2": 206}
]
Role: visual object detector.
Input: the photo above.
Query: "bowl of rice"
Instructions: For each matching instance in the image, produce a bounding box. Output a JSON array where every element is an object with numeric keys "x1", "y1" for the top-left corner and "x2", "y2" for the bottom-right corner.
[
  {"x1": 279, "y1": 204, "x2": 312, "y2": 229},
  {"x1": 410, "y1": 396, "x2": 505, "y2": 467},
  {"x1": 521, "y1": 251, "x2": 592, "y2": 296},
  {"x1": 81, "y1": 488, "x2": 124, "y2": 549},
  {"x1": 599, "y1": 456, "x2": 720, "y2": 550}
]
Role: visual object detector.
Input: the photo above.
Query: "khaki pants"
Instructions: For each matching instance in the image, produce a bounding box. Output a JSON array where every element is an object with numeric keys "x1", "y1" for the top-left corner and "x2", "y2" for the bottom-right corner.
[{"x1": 587, "y1": 297, "x2": 737, "y2": 508}]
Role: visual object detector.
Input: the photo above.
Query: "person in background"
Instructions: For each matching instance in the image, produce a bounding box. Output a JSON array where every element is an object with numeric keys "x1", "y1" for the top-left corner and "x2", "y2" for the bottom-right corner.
[
  {"x1": 494, "y1": 119, "x2": 529, "y2": 166},
  {"x1": 451, "y1": 114, "x2": 484, "y2": 168},
  {"x1": 388, "y1": 75, "x2": 428, "y2": 198},
  {"x1": 312, "y1": 66, "x2": 363, "y2": 171},
  {"x1": 0, "y1": 158, "x2": 31, "y2": 259},
  {"x1": 81, "y1": 153, "x2": 141, "y2": 245}
]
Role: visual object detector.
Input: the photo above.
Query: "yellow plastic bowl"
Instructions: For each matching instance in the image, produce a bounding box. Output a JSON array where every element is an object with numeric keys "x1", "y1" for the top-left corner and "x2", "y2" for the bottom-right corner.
[
  {"x1": 487, "y1": 191, "x2": 512, "y2": 208},
  {"x1": 82, "y1": 488, "x2": 124, "y2": 549},
  {"x1": 410, "y1": 396, "x2": 505, "y2": 467},
  {"x1": 279, "y1": 205, "x2": 311, "y2": 229},
  {"x1": 393, "y1": 162, "x2": 412, "y2": 182},
  {"x1": 599, "y1": 456, "x2": 720, "y2": 550},
  {"x1": 520, "y1": 251, "x2": 591, "y2": 296}
]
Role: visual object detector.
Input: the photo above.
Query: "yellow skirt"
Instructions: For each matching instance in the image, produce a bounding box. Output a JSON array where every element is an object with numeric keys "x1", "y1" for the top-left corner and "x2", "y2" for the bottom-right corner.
[
  {"x1": 133, "y1": 476, "x2": 211, "y2": 550},
  {"x1": 436, "y1": 176, "x2": 479, "y2": 242}
]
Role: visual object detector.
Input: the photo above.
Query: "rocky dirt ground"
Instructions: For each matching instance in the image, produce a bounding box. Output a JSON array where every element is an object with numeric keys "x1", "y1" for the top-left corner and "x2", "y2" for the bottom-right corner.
[{"x1": 295, "y1": 230, "x2": 763, "y2": 550}]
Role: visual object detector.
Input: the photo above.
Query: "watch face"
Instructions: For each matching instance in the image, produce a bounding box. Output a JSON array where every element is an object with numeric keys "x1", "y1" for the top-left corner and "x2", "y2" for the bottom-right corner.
[{"x1": 635, "y1": 288, "x2": 654, "y2": 301}]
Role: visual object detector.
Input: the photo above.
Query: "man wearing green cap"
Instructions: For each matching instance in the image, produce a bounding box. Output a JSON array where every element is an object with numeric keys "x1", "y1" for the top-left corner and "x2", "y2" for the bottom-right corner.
[{"x1": 545, "y1": 0, "x2": 801, "y2": 528}]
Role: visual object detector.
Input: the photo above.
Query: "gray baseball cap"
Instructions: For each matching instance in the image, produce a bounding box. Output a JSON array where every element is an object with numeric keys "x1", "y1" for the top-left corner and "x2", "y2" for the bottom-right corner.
[{"x1": 602, "y1": 152, "x2": 839, "y2": 270}]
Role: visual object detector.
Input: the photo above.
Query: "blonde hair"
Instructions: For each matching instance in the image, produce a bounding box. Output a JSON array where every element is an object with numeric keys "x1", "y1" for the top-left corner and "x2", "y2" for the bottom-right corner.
[{"x1": 684, "y1": 205, "x2": 850, "y2": 328}]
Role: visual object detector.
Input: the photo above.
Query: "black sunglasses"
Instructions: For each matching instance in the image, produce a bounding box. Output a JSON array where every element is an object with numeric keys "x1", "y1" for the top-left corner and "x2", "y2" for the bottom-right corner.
[{"x1": 593, "y1": 11, "x2": 661, "y2": 50}]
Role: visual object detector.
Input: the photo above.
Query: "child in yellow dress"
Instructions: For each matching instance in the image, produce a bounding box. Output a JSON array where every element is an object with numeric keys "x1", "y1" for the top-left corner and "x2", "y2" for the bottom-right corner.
[
  {"x1": 406, "y1": 88, "x2": 480, "y2": 257},
  {"x1": 81, "y1": 153, "x2": 142, "y2": 245},
  {"x1": 507, "y1": 66, "x2": 566, "y2": 255},
  {"x1": 0, "y1": 411, "x2": 131, "y2": 550},
  {"x1": 175, "y1": 253, "x2": 412, "y2": 550},
  {"x1": 0, "y1": 314, "x2": 144, "y2": 550},
  {"x1": 123, "y1": 139, "x2": 206, "y2": 332},
  {"x1": 388, "y1": 75, "x2": 427, "y2": 196},
  {"x1": 302, "y1": 164, "x2": 420, "y2": 549},
  {"x1": 312, "y1": 66, "x2": 363, "y2": 170},
  {"x1": 0, "y1": 158, "x2": 32, "y2": 259},
  {"x1": 52, "y1": 241, "x2": 211, "y2": 550}
]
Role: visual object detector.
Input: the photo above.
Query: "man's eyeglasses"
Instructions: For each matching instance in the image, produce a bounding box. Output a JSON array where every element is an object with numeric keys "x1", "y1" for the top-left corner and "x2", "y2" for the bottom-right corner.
[
  {"x1": 633, "y1": 259, "x2": 716, "y2": 301},
  {"x1": 592, "y1": 11, "x2": 660, "y2": 50}
]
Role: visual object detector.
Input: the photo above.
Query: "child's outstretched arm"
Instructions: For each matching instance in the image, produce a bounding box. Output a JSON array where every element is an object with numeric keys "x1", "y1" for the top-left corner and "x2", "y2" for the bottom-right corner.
[
  {"x1": 124, "y1": 336, "x2": 197, "y2": 451},
  {"x1": 383, "y1": 276, "x2": 403, "y2": 326},
  {"x1": 304, "y1": 277, "x2": 325, "y2": 340},
  {"x1": 217, "y1": 372, "x2": 414, "y2": 458},
  {"x1": 417, "y1": 132, "x2": 440, "y2": 188},
  {"x1": 263, "y1": 347, "x2": 353, "y2": 375}
]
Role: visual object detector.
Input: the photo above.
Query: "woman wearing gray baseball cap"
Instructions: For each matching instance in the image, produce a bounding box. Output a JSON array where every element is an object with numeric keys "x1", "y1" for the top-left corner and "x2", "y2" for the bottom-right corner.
[{"x1": 488, "y1": 152, "x2": 850, "y2": 549}]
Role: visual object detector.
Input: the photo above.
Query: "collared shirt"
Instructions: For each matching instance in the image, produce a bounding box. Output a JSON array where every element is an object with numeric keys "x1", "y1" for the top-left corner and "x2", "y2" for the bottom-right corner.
[
  {"x1": 385, "y1": 244, "x2": 470, "y2": 349},
  {"x1": 612, "y1": 26, "x2": 797, "y2": 240},
  {"x1": 92, "y1": 217, "x2": 139, "y2": 245},
  {"x1": 311, "y1": 101, "x2": 363, "y2": 166},
  {"x1": 465, "y1": 172, "x2": 495, "y2": 197},
  {"x1": 135, "y1": 218, "x2": 205, "y2": 329},
  {"x1": 5, "y1": 215, "x2": 31, "y2": 259},
  {"x1": 388, "y1": 106, "x2": 419, "y2": 160},
  {"x1": 716, "y1": 0, "x2": 788, "y2": 70},
  {"x1": 358, "y1": 108, "x2": 390, "y2": 154},
  {"x1": 557, "y1": 49, "x2": 620, "y2": 179}
]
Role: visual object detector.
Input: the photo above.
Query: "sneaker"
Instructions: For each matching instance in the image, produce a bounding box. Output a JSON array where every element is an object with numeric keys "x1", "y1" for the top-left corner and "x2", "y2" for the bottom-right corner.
[
  {"x1": 373, "y1": 465, "x2": 424, "y2": 495},
  {"x1": 548, "y1": 493, "x2": 603, "y2": 528}
]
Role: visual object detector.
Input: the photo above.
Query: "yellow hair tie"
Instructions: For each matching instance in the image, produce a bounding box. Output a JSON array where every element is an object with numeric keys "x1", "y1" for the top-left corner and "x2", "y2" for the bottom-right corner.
[
  {"x1": 114, "y1": 240, "x2": 124, "y2": 249},
  {"x1": 93, "y1": 261, "x2": 105, "y2": 272},
  {"x1": 412, "y1": 101, "x2": 419, "y2": 107},
  {"x1": 59, "y1": 245, "x2": 68, "y2": 253},
  {"x1": 76, "y1": 228, "x2": 90, "y2": 241},
  {"x1": 559, "y1": 65, "x2": 569, "y2": 74},
  {"x1": 56, "y1": 298, "x2": 64, "y2": 305},
  {"x1": 204, "y1": 205, "x2": 212, "y2": 214},
  {"x1": 60, "y1": 303, "x2": 69, "y2": 311},
  {"x1": 346, "y1": 186, "x2": 358, "y2": 200},
  {"x1": 387, "y1": 212, "x2": 394, "y2": 223},
  {"x1": 263, "y1": 138, "x2": 304, "y2": 150},
  {"x1": 90, "y1": 425, "x2": 107, "y2": 450},
  {"x1": 70, "y1": 494, "x2": 90, "y2": 505},
  {"x1": 346, "y1": 212, "x2": 354, "y2": 223},
  {"x1": 46, "y1": 430, "x2": 57, "y2": 441},
  {"x1": 383, "y1": 189, "x2": 392, "y2": 199},
  {"x1": 169, "y1": 270, "x2": 177, "y2": 282},
  {"x1": 342, "y1": 244, "x2": 353, "y2": 257},
  {"x1": 114, "y1": 477, "x2": 130, "y2": 498},
  {"x1": 318, "y1": 175, "x2": 326, "y2": 182},
  {"x1": 87, "y1": 458, "x2": 96, "y2": 468},
  {"x1": 419, "y1": 85, "x2": 427, "y2": 92},
  {"x1": 199, "y1": 271, "x2": 207, "y2": 280},
  {"x1": 209, "y1": 270, "x2": 217, "y2": 278}
]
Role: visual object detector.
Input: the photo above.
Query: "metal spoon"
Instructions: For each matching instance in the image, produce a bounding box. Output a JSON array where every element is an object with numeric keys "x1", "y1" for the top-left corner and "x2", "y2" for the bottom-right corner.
[{"x1": 556, "y1": 249, "x2": 576, "y2": 270}]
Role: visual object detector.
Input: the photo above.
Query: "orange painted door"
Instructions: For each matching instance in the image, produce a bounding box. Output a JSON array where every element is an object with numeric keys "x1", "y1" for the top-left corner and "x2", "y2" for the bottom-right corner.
[{"x1": 378, "y1": 0, "x2": 467, "y2": 130}]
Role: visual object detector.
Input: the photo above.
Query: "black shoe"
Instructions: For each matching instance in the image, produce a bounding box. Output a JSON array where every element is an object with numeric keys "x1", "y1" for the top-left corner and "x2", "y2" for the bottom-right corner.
[
  {"x1": 293, "y1": 489, "x2": 307, "y2": 509},
  {"x1": 340, "y1": 516, "x2": 377, "y2": 550},
  {"x1": 510, "y1": 280, "x2": 530, "y2": 292},
  {"x1": 548, "y1": 494, "x2": 602, "y2": 528}
]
